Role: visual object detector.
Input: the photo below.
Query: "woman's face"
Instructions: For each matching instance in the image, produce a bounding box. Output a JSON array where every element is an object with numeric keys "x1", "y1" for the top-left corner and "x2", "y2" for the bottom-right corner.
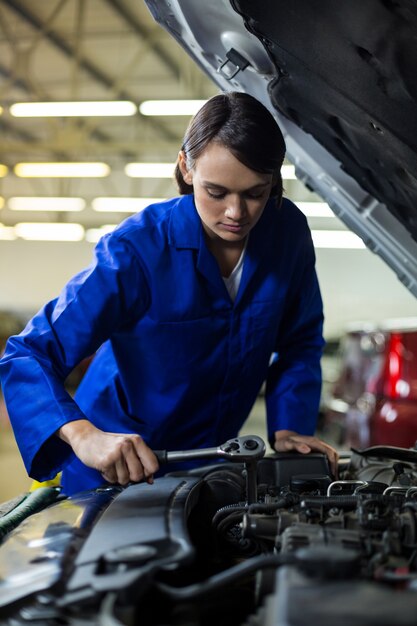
[{"x1": 179, "y1": 142, "x2": 274, "y2": 245}]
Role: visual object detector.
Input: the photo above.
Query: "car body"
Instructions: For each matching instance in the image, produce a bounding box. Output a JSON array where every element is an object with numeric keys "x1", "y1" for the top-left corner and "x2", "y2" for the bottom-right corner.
[{"x1": 2, "y1": 1, "x2": 417, "y2": 624}]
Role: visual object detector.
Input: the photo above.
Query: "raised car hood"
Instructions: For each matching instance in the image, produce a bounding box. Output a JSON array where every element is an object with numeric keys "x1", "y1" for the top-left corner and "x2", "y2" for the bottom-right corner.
[{"x1": 145, "y1": 0, "x2": 417, "y2": 297}]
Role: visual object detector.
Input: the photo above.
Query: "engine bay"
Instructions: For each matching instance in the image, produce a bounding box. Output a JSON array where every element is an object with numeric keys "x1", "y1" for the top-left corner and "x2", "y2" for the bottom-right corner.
[{"x1": 3, "y1": 439, "x2": 417, "y2": 625}]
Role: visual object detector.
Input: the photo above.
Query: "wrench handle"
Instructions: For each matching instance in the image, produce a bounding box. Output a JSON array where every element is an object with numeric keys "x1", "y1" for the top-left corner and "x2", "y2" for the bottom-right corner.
[
  {"x1": 153, "y1": 436, "x2": 265, "y2": 467},
  {"x1": 154, "y1": 447, "x2": 220, "y2": 464}
]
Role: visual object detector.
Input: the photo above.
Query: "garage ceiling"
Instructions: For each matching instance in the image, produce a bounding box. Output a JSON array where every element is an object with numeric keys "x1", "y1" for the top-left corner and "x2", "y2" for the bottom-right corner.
[
  {"x1": 0, "y1": 0, "x2": 219, "y2": 232},
  {"x1": 0, "y1": 0, "x2": 336, "y2": 238}
]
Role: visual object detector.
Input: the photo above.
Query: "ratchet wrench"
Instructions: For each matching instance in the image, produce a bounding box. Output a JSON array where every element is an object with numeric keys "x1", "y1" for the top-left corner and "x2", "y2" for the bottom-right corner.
[{"x1": 154, "y1": 435, "x2": 266, "y2": 504}]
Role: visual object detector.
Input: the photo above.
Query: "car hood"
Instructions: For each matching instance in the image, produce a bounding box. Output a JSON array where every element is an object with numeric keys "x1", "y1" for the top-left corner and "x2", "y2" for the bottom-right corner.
[{"x1": 145, "y1": 0, "x2": 417, "y2": 297}]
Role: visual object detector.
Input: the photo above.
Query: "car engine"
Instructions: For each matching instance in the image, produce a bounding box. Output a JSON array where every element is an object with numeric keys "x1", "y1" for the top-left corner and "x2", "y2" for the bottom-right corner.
[{"x1": 2, "y1": 437, "x2": 417, "y2": 625}]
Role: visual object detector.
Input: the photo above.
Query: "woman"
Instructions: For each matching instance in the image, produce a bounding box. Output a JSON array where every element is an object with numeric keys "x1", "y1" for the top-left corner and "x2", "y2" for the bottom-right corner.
[{"x1": 0, "y1": 92, "x2": 338, "y2": 495}]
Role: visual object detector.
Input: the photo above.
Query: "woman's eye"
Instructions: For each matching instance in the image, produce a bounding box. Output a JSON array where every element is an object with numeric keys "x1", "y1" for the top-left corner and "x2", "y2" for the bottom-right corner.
[
  {"x1": 207, "y1": 190, "x2": 225, "y2": 199},
  {"x1": 245, "y1": 192, "x2": 263, "y2": 199},
  {"x1": 205, "y1": 188, "x2": 265, "y2": 200}
]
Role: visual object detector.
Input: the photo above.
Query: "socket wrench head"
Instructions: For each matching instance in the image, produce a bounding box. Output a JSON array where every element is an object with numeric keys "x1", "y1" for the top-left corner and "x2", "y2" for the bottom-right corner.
[{"x1": 218, "y1": 435, "x2": 266, "y2": 462}]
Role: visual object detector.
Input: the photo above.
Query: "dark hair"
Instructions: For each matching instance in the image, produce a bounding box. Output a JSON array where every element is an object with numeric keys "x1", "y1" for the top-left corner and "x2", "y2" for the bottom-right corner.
[{"x1": 175, "y1": 92, "x2": 286, "y2": 203}]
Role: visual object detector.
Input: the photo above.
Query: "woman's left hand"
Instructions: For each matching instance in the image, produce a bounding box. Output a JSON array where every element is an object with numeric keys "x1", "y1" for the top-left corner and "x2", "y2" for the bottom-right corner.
[{"x1": 274, "y1": 429, "x2": 339, "y2": 478}]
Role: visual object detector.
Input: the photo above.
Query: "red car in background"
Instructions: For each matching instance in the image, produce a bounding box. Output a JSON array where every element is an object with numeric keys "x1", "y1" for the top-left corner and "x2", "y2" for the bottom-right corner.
[{"x1": 322, "y1": 321, "x2": 417, "y2": 449}]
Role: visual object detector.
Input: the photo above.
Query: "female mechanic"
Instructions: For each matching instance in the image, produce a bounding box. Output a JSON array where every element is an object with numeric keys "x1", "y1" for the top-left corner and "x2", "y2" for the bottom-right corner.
[{"x1": 0, "y1": 92, "x2": 338, "y2": 495}]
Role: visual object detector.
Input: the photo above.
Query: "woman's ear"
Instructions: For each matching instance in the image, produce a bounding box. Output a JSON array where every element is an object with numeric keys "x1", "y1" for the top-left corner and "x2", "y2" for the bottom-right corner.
[{"x1": 178, "y1": 150, "x2": 193, "y2": 185}]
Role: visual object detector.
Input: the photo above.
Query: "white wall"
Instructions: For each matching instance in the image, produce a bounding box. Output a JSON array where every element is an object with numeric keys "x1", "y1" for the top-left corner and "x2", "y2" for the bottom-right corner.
[
  {"x1": 316, "y1": 247, "x2": 417, "y2": 338},
  {"x1": 1, "y1": 240, "x2": 94, "y2": 315},
  {"x1": 1, "y1": 239, "x2": 416, "y2": 339}
]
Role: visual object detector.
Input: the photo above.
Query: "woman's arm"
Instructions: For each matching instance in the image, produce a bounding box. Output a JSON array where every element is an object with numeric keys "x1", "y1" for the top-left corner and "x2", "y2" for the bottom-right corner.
[
  {"x1": 265, "y1": 219, "x2": 337, "y2": 474},
  {"x1": 0, "y1": 232, "x2": 151, "y2": 482}
]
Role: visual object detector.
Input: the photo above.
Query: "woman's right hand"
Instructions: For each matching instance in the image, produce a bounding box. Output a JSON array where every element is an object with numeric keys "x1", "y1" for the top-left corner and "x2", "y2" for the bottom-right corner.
[{"x1": 57, "y1": 419, "x2": 159, "y2": 486}]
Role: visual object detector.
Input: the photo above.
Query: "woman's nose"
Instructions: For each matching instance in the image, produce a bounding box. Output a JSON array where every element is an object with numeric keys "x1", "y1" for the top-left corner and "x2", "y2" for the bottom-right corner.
[{"x1": 224, "y1": 195, "x2": 246, "y2": 220}]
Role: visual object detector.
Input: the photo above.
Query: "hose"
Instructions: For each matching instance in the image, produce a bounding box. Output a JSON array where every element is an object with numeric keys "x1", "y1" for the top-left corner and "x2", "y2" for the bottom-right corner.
[
  {"x1": 155, "y1": 553, "x2": 294, "y2": 600},
  {"x1": 0, "y1": 486, "x2": 60, "y2": 541},
  {"x1": 212, "y1": 503, "x2": 248, "y2": 528}
]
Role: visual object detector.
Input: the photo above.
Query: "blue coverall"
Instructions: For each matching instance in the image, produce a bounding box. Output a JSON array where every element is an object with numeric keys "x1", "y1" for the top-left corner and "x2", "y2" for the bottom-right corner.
[{"x1": 0, "y1": 195, "x2": 324, "y2": 495}]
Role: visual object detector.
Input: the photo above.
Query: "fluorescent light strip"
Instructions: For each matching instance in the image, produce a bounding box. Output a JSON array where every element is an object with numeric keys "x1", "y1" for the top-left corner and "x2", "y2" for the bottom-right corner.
[
  {"x1": 14, "y1": 222, "x2": 85, "y2": 241},
  {"x1": 297, "y1": 202, "x2": 335, "y2": 217},
  {"x1": 312, "y1": 230, "x2": 365, "y2": 249},
  {"x1": 0, "y1": 164, "x2": 8, "y2": 177},
  {"x1": 125, "y1": 163, "x2": 295, "y2": 180},
  {"x1": 9, "y1": 197, "x2": 86, "y2": 212},
  {"x1": 139, "y1": 100, "x2": 207, "y2": 116},
  {"x1": 85, "y1": 225, "x2": 117, "y2": 243},
  {"x1": 125, "y1": 163, "x2": 174, "y2": 178},
  {"x1": 92, "y1": 197, "x2": 165, "y2": 212},
  {"x1": 10, "y1": 101, "x2": 137, "y2": 117},
  {"x1": 14, "y1": 162, "x2": 110, "y2": 178}
]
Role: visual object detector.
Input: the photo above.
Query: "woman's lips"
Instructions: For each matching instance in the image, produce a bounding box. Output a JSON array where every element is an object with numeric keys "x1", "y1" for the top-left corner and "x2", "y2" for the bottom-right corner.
[{"x1": 221, "y1": 222, "x2": 248, "y2": 233}]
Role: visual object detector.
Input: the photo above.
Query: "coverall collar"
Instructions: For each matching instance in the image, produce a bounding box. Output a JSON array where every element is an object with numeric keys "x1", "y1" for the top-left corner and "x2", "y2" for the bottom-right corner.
[
  {"x1": 168, "y1": 194, "x2": 278, "y2": 305},
  {"x1": 168, "y1": 193, "x2": 277, "y2": 252}
]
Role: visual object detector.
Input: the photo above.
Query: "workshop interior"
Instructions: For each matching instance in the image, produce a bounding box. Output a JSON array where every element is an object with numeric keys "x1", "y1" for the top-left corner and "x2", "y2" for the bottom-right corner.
[{"x1": 1, "y1": 2, "x2": 417, "y2": 625}]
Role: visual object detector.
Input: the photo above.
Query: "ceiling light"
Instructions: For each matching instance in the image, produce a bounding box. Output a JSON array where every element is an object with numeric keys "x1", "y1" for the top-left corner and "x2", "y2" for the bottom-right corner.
[
  {"x1": 85, "y1": 225, "x2": 117, "y2": 243},
  {"x1": 139, "y1": 100, "x2": 207, "y2": 116},
  {"x1": 14, "y1": 163, "x2": 110, "y2": 178},
  {"x1": 10, "y1": 101, "x2": 137, "y2": 117},
  {"x1": 311, "y1": 230, "x2": 366, "y2": 249},
  {"x1": 92, "y1": 197, "x2": 165, "y2": 212},
  {"x1": 8, "y1": 197, "x2": 86, "y2": 211},
  {"x1": 0, "y1": 224, "x2": 16, "y2": 240},
  {"x1": 297, "y1": 202, "x2": 335, "y2": 217},
  {"x1": 125, "y1": 163, "x2": 174, "y2": 178},
  {"x1": 0, "y1": 164, "x2": 8, "y2": 177},
  {"x1": 14, "y1": 222, "x2": 85, "y2": 241},
  {"x1": 281, "y1": 164, "x2": 296, "y2": 180},
  {"x1": 125, "y1": 162, "x2": 295, "y2": 180}
]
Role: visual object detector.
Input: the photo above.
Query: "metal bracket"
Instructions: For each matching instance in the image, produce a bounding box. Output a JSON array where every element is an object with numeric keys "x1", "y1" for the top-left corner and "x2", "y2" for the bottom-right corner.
[{"x1": 218, "y1": 47, "x2": 249, "y2": 80}]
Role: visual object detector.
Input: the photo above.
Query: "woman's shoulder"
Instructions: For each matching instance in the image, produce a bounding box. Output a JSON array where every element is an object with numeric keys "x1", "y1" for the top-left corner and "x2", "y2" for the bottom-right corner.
[
  {"x1": 115, "y1": 196, "x2": 183, "y2": 235},
  {"x1": 262, "y1": 197, "x2": 309, "y2": 235},
  {"x1": 93, "y1": 196, "x2": 197, "y2": 264},
  {"x1": 97, "y1": 196, "x2": 188, "y2": 247},
  {"x1": 279, "y1": 197, "x2": 308, "y2": 224}
]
